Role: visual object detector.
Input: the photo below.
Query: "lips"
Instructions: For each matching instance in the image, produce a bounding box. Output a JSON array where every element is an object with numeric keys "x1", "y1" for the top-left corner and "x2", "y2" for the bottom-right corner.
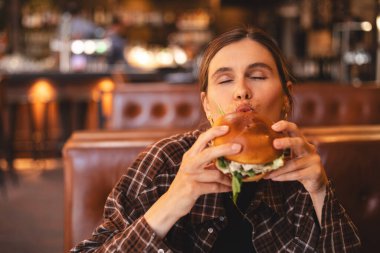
[{"x1": 235, "y1": 104, "x2": 254, "y2": 113}]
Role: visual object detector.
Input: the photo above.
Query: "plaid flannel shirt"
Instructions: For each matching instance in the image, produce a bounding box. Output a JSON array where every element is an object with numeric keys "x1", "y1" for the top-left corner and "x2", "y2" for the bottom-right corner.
[{"x1": 71, "y1": 129, "x2": 361, "y2": 253}]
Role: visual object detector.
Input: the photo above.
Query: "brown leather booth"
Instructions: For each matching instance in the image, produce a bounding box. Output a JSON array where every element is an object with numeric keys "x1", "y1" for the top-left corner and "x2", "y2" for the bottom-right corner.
[
  {"x1": 63, "y1": 126, "x2": 380, "y2": 252},
  {"x1": 290, "y1": 83, "x2": 380, "y2": 126}
]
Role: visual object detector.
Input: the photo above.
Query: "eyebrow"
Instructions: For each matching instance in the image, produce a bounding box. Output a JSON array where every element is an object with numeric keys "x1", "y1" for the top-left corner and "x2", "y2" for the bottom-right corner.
[
  {"x1": 211, "y1": 67, "x2": 232, "y2": 80},
  {"x1": 246, "y1": 62, "x2": 274, "y2": 72},
  {"x1": 211, "y1": 62, "x2": 274, "y2": 79}
]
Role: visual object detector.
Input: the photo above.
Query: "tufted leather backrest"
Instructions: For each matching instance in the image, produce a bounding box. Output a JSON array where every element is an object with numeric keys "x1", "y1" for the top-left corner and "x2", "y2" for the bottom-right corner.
[
  {"x1": 106, "y1": 83, "x2": 380, "y2": 130},
  {"x1": 291, "y1": 84, "x2": 380, "y2": 126},
  {"x1": 63, "y1": 127, "x2": 380, "y2": 252},
  {"x1": 108, "y1": 84, "x2": 206, "y2": 129}
]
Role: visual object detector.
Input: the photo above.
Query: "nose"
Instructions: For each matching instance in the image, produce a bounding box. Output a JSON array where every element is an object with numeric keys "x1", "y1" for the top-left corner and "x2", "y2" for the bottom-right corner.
[{"x1": 234, "y1": 82, "x2": 252, "y2": 100}]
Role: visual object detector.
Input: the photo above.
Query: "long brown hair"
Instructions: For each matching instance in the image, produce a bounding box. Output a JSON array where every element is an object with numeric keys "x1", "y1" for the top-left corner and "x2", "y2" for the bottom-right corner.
[{"x1": 198, "y1": 26, "x2": 294, "y2": 113}]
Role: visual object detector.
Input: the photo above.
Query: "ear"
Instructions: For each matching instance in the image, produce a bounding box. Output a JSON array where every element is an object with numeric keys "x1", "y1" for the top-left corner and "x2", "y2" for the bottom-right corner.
[
  {"x1": 286, "y1": 81, "x2": 293, "y2": 93},
  {"x1": 200, "y1": 92, "x2": 211, "y2": 117},
  {"x1": 283, "y1": 81, "x2": 293, "y2": 111}
]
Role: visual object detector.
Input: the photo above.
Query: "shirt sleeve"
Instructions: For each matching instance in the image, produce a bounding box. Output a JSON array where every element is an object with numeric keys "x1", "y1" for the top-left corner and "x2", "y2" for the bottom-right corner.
[
  {"x1": 69, "y1": 132, "x2": 194, "y2": 253},
  {"x1": 71, "y1": 215, "x2": 172, "y2": 253},
  {"x1": 317, "y1": 180, "x2": 361, "y2": 252}
]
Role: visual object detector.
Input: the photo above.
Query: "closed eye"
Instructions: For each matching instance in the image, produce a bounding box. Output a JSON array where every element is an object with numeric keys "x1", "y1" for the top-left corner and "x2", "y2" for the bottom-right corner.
[
  {"x1": 219, "y1": 79, "x2": 233, "y2": 84},
  {"x1": 248, "y1": 76, "x2": 267, "y2": 80}
]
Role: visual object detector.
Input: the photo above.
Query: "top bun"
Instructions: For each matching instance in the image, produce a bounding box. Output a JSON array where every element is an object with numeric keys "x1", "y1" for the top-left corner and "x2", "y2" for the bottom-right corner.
[{"x1": 213, "y1": 111, "x2": 283, "y2": 164}]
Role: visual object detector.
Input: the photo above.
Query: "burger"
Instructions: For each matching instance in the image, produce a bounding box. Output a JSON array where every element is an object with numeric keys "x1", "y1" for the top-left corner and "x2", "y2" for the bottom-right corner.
[{"x1": 213, "y1": 110, "x2": 285, "y2": 203}]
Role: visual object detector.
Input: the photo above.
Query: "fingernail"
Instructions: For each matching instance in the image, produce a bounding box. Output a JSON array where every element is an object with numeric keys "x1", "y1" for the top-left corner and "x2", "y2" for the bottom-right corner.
[
  {"x1": 273, "y1": 139, "x2": 281, "y2": 148},
  {"x1": 231, "y1": 143, "x2": 241, "y2": 152},
  {"x1": 219, "y1": 125, "x2": 229, "y2": 131},
  {"x1": 272, "y1": 121, "x2": 281, "y2": 130}
]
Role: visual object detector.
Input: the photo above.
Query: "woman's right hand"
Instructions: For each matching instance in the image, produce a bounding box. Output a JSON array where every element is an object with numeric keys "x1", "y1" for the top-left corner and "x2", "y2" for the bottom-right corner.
[
  {"x1": 167, "y1": 125, "x2": 242, "y2": 217},
  {"x1": 144, "y1": 125, "x2": 241, "y2": 238}
]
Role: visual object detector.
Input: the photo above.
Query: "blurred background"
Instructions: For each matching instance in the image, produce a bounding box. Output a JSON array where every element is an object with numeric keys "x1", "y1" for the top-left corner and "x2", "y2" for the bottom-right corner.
[
  {"x1": 0, "y1": 0, "x2": 380, "y2": 253},
  {"x1": 0, "y1": 0, "x2": 378, "y2": 82}
]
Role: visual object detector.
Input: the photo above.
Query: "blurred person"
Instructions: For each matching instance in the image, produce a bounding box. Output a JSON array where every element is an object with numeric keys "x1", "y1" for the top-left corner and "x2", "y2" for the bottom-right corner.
[
  {"x1": 71, "y1": 26, "x2": 360, "y2": 252},
  {"x1": 105, "y1": 16, "x2": 127, "y2": 68},
  {"x1": 60, "y1": 1, "x2": 98, "y2": 40}
]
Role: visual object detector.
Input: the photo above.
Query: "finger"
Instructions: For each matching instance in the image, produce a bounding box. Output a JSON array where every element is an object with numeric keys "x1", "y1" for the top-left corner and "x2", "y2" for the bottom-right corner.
[
  {"x1": 272, "y1": 120, "x2": 317, "y2": 156},
  {"x1": 272, "y1": 120, "x2": 302, "y2": 137},
  {"x1": 273, "y1": 136, "x2": 316, "y2": 157},
  {"x1": 181, "y1": 143, "x2": 241, "y2": 174},
  {"x1": 269, "y1": 166, "x2": 310, "y2": 182},
  {"x1": 196, "y1": 143, "x2": 241, "y2": 167},
  {"x1": 194, "y1": 169, "x2": 232, "y2": 187},
  {"x1": 195, "y1": 182, "x2": 232, "y2": 196},
  {"x1": 265, "y1": 156, "x2": 307, "y2": 179},
  {"x1": 190, "y1": 126, "x2": 229, "y2": 154},
  {"x1": 266, "y1": 155, "x2": 320, "y2": 180}
]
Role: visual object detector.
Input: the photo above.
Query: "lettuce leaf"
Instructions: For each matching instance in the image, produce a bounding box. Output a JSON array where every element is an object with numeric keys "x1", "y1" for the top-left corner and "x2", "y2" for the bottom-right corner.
[{"x1": 232, "y1": 172, "x2": 243, "y2": 204}]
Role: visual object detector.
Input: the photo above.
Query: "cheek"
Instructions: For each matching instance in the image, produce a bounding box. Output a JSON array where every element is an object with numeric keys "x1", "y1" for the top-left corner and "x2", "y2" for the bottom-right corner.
[
  {"x1": 259, "y1": 85, "x2": 284, "y2": 119},
  {"x1": 267, "y1": 91, "x2": 283, "y2": 107},
  {"x1": 206, "y1": 88, "x2": 233, "y2": 115}
]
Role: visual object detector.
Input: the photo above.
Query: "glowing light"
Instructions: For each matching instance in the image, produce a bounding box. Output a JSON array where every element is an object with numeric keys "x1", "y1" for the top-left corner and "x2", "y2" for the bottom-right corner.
[
  {"x1": 96, "y1": 78, "x2": 115, "y2": 118},
  {"x1": 84, "y1": 40, "x2": 96, "y2": 55},
  {"x1": 98, "y1": 78, "x2": 115, "y2": 92},
  {"x1": 127, "y1": 46, "x2": 156, "y2": 69},
  {"x1": 96, "y1": 40, "x2": 109, "y2": 54},
  {"x1": 172, "y1": 47, "x2": 188, "y2": 65},
  {"x1": 28, "y1": 79, "x2": 56, "y2": 103},
  {"x1": 71, "y1": 40, "x2": 85, "y2": 54},
  {"x1": 360, "y1": 21, "x2": 372, "y2": 32},
  {"x1": 127, "y1": 45, "x2": 189, "y2": 69},
  {"x1": 156, "y1": 50, "x2": 174, "y2": 66},
  {"x1": 377, "y1": 16, "x2": 380, "y2": 31},
  {"x1": 133, "y1": 47, "x2": 150, "y2": 64},
  {"x1": 71, "y1": 55, "x2": 87, "y2": 71},
  {"x1": 344, "y1": 51, "x2": 370, "y2": 65},
  {"x1": 28, "y1": 79, "x2": 57, "y2": 135}
]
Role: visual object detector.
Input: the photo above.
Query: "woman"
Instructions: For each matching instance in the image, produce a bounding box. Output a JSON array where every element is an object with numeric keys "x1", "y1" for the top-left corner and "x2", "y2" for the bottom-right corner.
[{"x1": 72, "y1": 27, "x2": 360, "y2": 252}]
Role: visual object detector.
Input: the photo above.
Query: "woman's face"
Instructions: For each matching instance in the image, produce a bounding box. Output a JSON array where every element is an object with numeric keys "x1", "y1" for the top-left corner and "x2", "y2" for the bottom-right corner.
[{"x1": 201, "y1": 38, "x2": 289, "y2": 123}]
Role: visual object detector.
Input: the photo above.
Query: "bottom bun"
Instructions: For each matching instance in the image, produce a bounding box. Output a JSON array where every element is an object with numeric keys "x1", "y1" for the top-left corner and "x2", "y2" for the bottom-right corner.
[{"x1": 242, "y1": 172, "x2": 268, "y2": 182}]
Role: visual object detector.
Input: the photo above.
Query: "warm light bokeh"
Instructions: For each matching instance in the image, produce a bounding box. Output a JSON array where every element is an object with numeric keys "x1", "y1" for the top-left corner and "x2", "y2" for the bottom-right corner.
[
  {"x1": 28, "y1": 79, "x2": 56, "y2": 103},
  {"x1": 27, "y1": 79, "x2": 56, "y2": 136},
  {"x1": 91, "y1": 78, "x2": 116, "y2": 119}
]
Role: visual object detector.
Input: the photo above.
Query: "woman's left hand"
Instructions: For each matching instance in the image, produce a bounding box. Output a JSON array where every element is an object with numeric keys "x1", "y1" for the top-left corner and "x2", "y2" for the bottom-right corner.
[{"x1": 264, "y1": 120, "x2": 328, "y2": 195}]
